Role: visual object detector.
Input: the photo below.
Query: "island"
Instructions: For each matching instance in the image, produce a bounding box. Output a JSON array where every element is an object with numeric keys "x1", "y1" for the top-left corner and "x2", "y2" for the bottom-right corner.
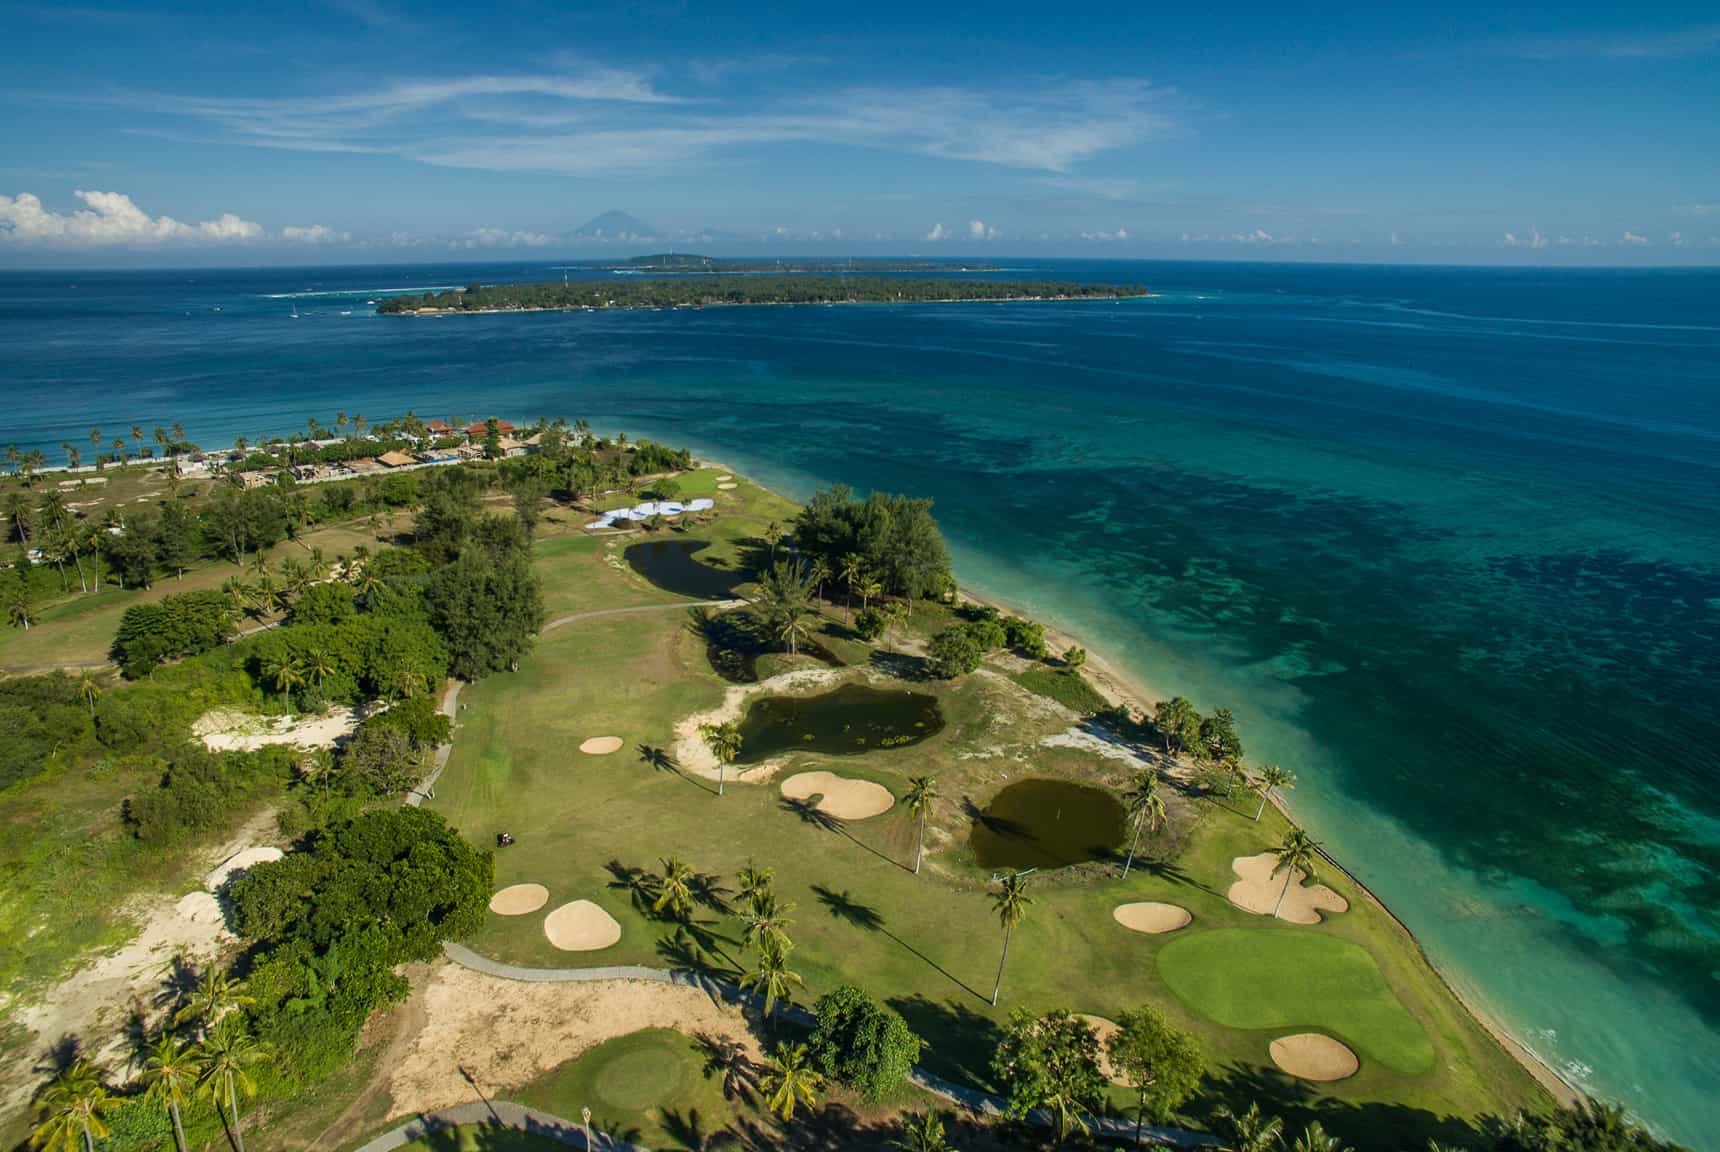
[
  {"x1": 590, "y1": 253, "x2": 1007, "y2": 274},
  {"x1": 375, "y1": 275, "x2": 1145, "y2": 314}
]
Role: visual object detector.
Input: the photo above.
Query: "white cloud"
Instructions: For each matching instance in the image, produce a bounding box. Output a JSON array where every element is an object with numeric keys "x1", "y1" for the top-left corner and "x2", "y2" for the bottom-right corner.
[
  {"x1": 1622, "y1": 230, "x2": 1649, "y2": 245},
  {"x1": 967, "y1": 219, "x2": 999, "y2": 240},
  {"x1": 1502, "y1": 230, "x2": 1548, "y2": 248},
  {"x1": 925, "y1": 223, "x2": 947, "y2": 241},
  {"x1": 1677, "y1": 203, "x2": 1719, "y2": 217},
  {"x1": 457, "y1": 227, "x2": 554, "y2": 248},
  {"x1": 1081, "y1": 227, "x2": 1130, "y2": 241},
  {"x1": 0, "y1": 189, "x2": 261, "y2": 245},
  {"x1": 282, "y1": 223, "x2": 350, "y2": 244}
]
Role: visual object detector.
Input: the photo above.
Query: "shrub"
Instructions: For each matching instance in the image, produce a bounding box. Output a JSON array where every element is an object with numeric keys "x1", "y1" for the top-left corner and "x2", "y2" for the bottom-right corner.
[
  {"x1": 853, "y1": 606, "x2": 887, "y2": 641},
  {"x1": 1013, "y1": 666, "x2": 1110, "y2": 716},
  {"x1": 111, "y1": 589, "x2": 236, "y2": 677},
  {"x1": 927, "y1": 627, "x2": 985, "y2": 679},
  {"x1": 358, "y1": 693, "x2": 450, "y2": 748},
  {"x1": 123, "y1": 744, "x2": 295, "y2": 845},
  {"x1": 339, "y1": 725, "x2": 430, "y2": 797},
  {"x1": 807, "y1": 985, "x2": 923, "y2": 1102},
  {"x1": 1002, "y1": 615, "x2": 1047, "y2": 660},
  {"x1": 291, "y1": 582, "x2": 356, "y2": 626}
]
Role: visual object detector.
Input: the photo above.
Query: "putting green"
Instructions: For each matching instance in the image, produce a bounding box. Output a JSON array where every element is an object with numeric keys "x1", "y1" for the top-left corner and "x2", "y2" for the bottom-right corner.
[{"x1": 1157, "y1": 928, "x2": 1436, "y2": 1076}]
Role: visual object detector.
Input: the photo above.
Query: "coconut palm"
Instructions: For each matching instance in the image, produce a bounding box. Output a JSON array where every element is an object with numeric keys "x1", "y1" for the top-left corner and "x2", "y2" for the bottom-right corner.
[
  {"x1": 175, "y1": 968, "x2": 254, "y2": 1041},
  {"x1": 739, "y1": 938, "x2": 802, "y2": 1022},
  {"x1": 838, "y1": 554, "x2": 864, "y2": 621},
  {"x1": 267, "y1": 656, "x2": 306, "y2": 722},
  {"x1": 736, "y1": 862, "x2": 774, "y2": 905},
  {"x1": 76, "y1": 669, "x2": 103, "y2": 718},
  {"x1": 903, "y1": 775, "x2": 938, "y2": 875},
  {"x1": 141, "y1": 1034, "x2": 203, "y2": 1152},
  {"x1": 857, "y1": 574, "x2": 883, "y2": 615},
  {"x1": 1215, "y1": 1103, "x2": 1284, "y2": 1152},
  {"x1": 1120, "y1": 770, "x2": 1167, "y2": 879},
  {"x1": 806, "y1": 556, "x2": 831, "y2": 602},
  {"x1": 891, "y1": 1111, "x2": 951, "y2": 1152},
  {"x1": 1252, "y1": 764, "x2": 1296, "y2": 822},
  {"x1": 758, "y1": 1042, "x2": 821, "y2": 1121},
  {"x1": 763, "y1": 520, "x2": 785, "y2": 560},
  {"x1": 699, "y1": 721, "x2": 743, "y2": 796},
  {"x1": 652, "y1": 856, "x2": 697, "y2": 919},
  {"x1": 195, "y1": 1020, "x2": 268, "y2": 1152},
  {"x1": 989, "y1": 871, "x2": 1033, "y2": 1005},
  {"x1": 30, "y1": 1061, "x2": 112, "y2": 1152},
  {"x1": 741, "y1": 891, "x2": 796, "y2": 955},
  {"x1": 1291, "y1": 1122, "x2": 1346, "y2": 1152},
  {"x1": 750, "y1": 559, "x2": 815, "y2": 656},
  {"x1": 302, "y1": 645, "x2": 336, "y2": 691},
  {"x1": 1271, "y1": 829, "x2": 1323, "y2": 920}
]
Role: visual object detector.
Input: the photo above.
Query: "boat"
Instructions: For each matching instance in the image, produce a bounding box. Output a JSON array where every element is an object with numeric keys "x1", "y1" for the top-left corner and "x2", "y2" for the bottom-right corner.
[{"x1": 290, "y1": 304, "x2": 300, "y2": 319}]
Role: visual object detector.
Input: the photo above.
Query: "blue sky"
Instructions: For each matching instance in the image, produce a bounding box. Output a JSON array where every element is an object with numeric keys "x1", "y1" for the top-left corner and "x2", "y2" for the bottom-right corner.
[{"x1": 1, "y1": 0, "x2": 1717, "y2": 265}]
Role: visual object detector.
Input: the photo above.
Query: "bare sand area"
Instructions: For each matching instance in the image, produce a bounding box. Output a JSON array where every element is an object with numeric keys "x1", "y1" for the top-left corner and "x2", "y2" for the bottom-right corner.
[
  {"x1": 205, "y1": 846, "x2": 283, "y2": 892},
  {"x1": 717, "y1": 482, "x2": 738, "y2": 490},
  {"x1": 489, "y1": 884, "x2": 550, "y2": 916},
  {"x1": 1113, "y1": 901, "x2": 1193, "y2": 934},
  {"x1": 673, "y1": 667, "x2": 845, "y2": 780},
  {"x1": 1227, "y1": 852, "x2": 1348, "y2": 924},
  {"x1": 386, "y1": 963, "x2": 762, "y2": 1120},
  {"x1": 779, "y1": 770, "x2": 895, "y2": 820},
  {"x1": 578, "y1": 736, "x2": 624, "y2": 755},
  {"x1": 195, "y1": 704, "x2": 373, "y2": 752},
  {"x1": 543, "y1": 900, "x2": 622, "y2": 951},
  {"x1": 1269, "y1": 1033, "x2": 1359, "y2": 1081}
]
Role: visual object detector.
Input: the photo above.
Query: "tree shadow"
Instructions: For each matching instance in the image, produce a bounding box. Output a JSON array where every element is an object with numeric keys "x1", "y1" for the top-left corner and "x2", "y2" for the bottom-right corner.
[
  {"x1": 691, "y1": 871, "x2": 734, "y2": 915},
  {"x1": 604, "y1": 858, "x2": 659, "y2": 916},
  {"x1": 886, "y1": 994, "x2": 1004, "y2": 1091},
  {"x1": 1199, "y1": 1060, "x2": 1492, "y2": 1152},
  {"x1": 694, "y1": 1030, "x2": 759, "y2": 1105},
  {"x1": 35, "y1": 1033, "x2": 83, "y2": 1079},
  {"x1": 639, "y1": 743, "x2": 718, "y2": 795},
  {"x1": 868, "y1": 649, "x2": 930, "y2": 681},
  {"x1": 960, "y1": 796, "x2": 1033, "y2": 841},
  {"x1": 811, "y1": 885, "x2": 985, "y2": 1001},
  {"x1": 779, "y1": 797, "x2": 908, "y2": 873},
  {"x1": 687, "y1": 606, "x2": 761, "y2": 684},
  {"x1": 1127, "y1": 854, "x2": 1217, "y2": 897}
]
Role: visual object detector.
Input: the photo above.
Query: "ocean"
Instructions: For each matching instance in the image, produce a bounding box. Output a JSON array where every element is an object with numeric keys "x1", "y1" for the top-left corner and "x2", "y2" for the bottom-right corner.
[{"x1": 2, "y1": 259, "x2": 1717, "y2": 1144}]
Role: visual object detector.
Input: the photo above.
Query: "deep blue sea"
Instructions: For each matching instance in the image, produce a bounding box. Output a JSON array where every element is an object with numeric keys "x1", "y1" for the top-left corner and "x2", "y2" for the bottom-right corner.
[{"x1": 3, "y1": 260, "x2": 1717, "y2": 1144}]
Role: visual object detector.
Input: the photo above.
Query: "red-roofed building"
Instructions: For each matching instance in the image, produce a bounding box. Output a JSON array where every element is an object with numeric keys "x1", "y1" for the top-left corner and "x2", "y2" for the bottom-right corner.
[
  {"x1": 466, "y1": 419, "x2": 516, "y2": 437},
  {"x1": 426, "y1": 419, "x2": 454, "y2": 434}
]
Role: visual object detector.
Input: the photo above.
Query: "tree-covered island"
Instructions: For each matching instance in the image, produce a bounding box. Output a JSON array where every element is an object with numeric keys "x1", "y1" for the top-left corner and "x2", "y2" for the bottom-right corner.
[{"x1": 376, "y1": 275, "x2": 1146, "y2": 314}]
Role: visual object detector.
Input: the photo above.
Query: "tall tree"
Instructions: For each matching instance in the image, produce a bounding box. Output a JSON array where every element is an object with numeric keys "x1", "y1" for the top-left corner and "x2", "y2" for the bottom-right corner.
[
  {"x1": 992, "y1": 1009, "x2": 1106, "y2": 1143},
  {"x1": 30, "y1": 1061, "x2": 112, "y2": 1152},
  {"x1": 741, "y1": 890, "x2": 796, "y2": 955},
  {"x1": 759, "y1": 1042, "x2": 822, "y2": 1121},
  {"x1": 195, "y1": 1021, "x2": 268, "y2": 1152},
  {"x1": 267, "y1": 656, "x2": 306, "y2": 722},
  {"x1": 1253, "y1": 764, "x2": 1296, "y2": 822},
  {"x1": 1107, "y1": 1006, "x2": 1204, "y2": 1142},
  {"x1": 141, "y1": 1034, "x2": 204, "y2": 1152},
  {"x1": 699, "y1": 720, "x2": 743, "y2": 796},
  {"x1": 175, "y1": 969, "x2": 254, "y2": 1042},
  {"x1": 652, "y1": 856, "x2": 697, "y2": 919},
  {"x1": 1291, "y1": 1123, "x2": 1347, "y2": 1152},
  {"x1": 1120, "y1": 770, "x2": 1167, "y2": 879},
  {"x1": 1152, "y1": 697, "x2": 1201, "y2": 755},
  {"x1": 990, "y1": 871, "x2": 1033, "y2": 1005},
  {"x1": 903, "y1": 775, "x2": 938, "y2": 875},
  {"x1": 1271, "y1": 829, "x2": 1324, "y2": 920},
  {"x1": 740, "y1": 938, "x2": 803, "y2": 1022},
  {"x1": 750, "y1": 559, "x2": 815, "y2": 656}
]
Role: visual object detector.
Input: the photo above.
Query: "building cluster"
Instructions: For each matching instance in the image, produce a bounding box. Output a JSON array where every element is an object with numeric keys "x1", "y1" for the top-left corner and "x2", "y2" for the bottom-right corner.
[{"x1": 198, "y1": 419, "x2": 541, "y2": 488}]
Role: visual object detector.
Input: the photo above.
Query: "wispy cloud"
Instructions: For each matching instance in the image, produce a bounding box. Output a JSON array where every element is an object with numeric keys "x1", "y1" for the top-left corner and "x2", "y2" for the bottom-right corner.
[
  {"x1": 0, "y1": 189, "x2": 261, "y2": 245},
  {"x1": 1494, "y1": 24, "x2": 1720, "y2": 60},
  {"x1": 282, "y1": 223, "x2": 349, "y2": 243},
  {"x1": 78, "y1": 68, "x2": 1171, "y2": 176}
]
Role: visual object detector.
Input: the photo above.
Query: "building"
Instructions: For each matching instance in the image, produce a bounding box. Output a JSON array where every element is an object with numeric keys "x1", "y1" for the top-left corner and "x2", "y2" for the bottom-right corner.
[
  {"x1": 426, "y1": 419, "x2": 454, "y2": 435},
  {"x1": 465, "y1": 419, "x2": 516, "y2": 438},
  {"x1": 377, "y1": 450, "x2": 416, "y2": 468}
]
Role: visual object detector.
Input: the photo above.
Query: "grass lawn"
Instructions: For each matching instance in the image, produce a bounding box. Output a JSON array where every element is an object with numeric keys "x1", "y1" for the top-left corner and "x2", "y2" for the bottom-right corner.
[
  {"x1": 1157, "y1": 928, "x2": 1437, "y2": 1075},
  {"x1": 426, "y1": 529, "x2": 1551, "y2": 1150}
]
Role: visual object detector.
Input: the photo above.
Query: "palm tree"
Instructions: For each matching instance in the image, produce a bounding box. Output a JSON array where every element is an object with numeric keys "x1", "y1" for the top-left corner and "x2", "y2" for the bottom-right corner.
[
  {"x1": 990, "y1": 871, "x2": 1033, "y2": 1005},
  {"x1": 76, "y1": 669, "x2": 103, "y2": 718},
  {"x1": 891, "y1": 1112, "x2": 951, "y2": 1152},
  {"x1": 736, "y1": 862, "x2": 774, "y2": 905},
  {"x1": 141, "y1": 1034, "x2": 203, "y2": 1152},
  {"x1": 175, "y1": 968, "x2": 253, "y2": 1041},
  {"x1": 838, "y1": 554, "x2": 864, "y2": 621},
  {"x1": 763, "y1": 520, "x2": 784, "y2": 560},
  {"x1": 857, "y1": 574, "x2": 883, "y2": 615},
  {"x1": 1291, "y1": 1122, "x2": 1346, "y2": 1152},
  {"x1": 1120, "y1": 770, "x2": 1167, "y2": 879},
  {"x1": 1215, "y1": 1103, "x2": 1284, "y2": 1152},
  {"x1": 739, "y1": 938, "x2": 802, "y2": 1022},
  {"x1": 1271, "y1": 829, "x2": 1323, "y2": 920},
  {"x1": 759, "y1": 1042, "x2": 821, "y2": 1121},
  {"x1": 196, "y1": 1020, "x2": 268, "y2": 1152},
  {"x1": 652, "y1": 856, "x2": 697, "y2": 919},
  {"x1": 698, "y1": 721, "x2": 743, "y2": 796},
  {"x1": 302, "y1": 645, "x2": 336, "y2": 692},
  {"x1": 30, "y1": 1061, "x2": 112, "y2": 1152},
  {"x1": 806, "y1": 556, "x2": 830, "y2": 602},
  {"x1": 1252, "y1": 764, "x2": 1296, "y2": 822},
  {"x1": 750, "y1": 559, "x2": 815, "y2": 656},
  {"x1": 267, "y1": 656, "x2": 306, "y2": 722},
  {"x1": 903, "y1": 775, "x2": 938, "y2": 875},
  {"x1": 741, "y1": 891, "x2": 796, "y2": 955}
]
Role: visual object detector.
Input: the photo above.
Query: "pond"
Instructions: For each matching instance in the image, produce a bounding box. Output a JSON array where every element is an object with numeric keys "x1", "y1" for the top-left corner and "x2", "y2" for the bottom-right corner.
[
  {"x1": 968, "y1": 778, "x2": 1127, "y2": 870},
  {"x1": 735, "y1": 683, "x2": 945, "y2": 763},
  {"x1": 624, "y1": 538, "x2": 747, "y2": 599}
]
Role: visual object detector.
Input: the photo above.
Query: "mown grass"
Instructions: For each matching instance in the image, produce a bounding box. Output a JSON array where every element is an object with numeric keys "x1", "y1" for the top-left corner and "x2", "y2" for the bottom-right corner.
[{"x1": 1013, "y1": 665, "x2": 1110, "y2": 715}]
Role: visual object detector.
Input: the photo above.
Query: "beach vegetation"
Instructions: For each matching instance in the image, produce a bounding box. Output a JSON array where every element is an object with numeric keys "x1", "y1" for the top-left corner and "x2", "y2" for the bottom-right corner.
[
  {"x1": 794, "y1": 485, "x2": 952, "y2": 602},
  {"x1": 806, "y1": 984, "x2": 924, "y2": 1102}
]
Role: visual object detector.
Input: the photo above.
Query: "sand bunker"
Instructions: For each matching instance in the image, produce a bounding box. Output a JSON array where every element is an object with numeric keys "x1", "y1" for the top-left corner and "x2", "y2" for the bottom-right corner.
[
  {"x1": 489, "y1": 884, "x2": 550, "y2": 916},
  {"x1": 715, "y1": 474, "x2": 732, "y2": 481},
  {"x1": 1113, "y1": 901, "x2": 1193, "y2": 934},
  {"x1": 195, "y1": 705, "x2": 370, "y2": 752},
  {"x1": 1228, "y1": 852, "x2": 1349, "y2": 924},
  {"x1": 543, "y1": 900, "x2": 622, "y2": 951},
  {"x1": 1077, "y1": 1015, "x2": 1125, "y2": 1083},
  {"x1": 579, "y1": 736, "x2": 624, "y2": 755},
  {"x1": 205, "y1": 846, "x2": 283, "y2": 892},
  {"x1": 673, "y1": 667, "x2": 846, "y2": 782},
  {"x1": 780, "y1": 770, "x2": 895, "y2": 820},
  {"x1": 717, "y1": 482, "x2": 738, "y2": 490},
  {"x1": 1269, "y1": 1033, "x2": 1359, "y2": 1081}
]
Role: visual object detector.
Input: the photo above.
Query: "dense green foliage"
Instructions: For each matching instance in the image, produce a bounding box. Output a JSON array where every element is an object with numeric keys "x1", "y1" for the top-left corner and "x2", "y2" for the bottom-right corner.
[
  {"x1": 794, "y1": 485, "x2": 952, "y2": 601},
  {"x1": 378, "y1": 276, "x2": 1143, "y2": 314},
  {"x1": 0, "y1": 673, "x2": 98, "y2": 788},
  {"x1": 123, "y1": 744, "x2": 298, "y2": 846},
  {"x1": 1013, "y1": 665, "x2": 1110, "y2": 715},
  {"x1": 926, "y1": 626, "x2": 985, "y2": 678},
  {"x1": 991, "y1": 1008, "x2": 1108, "y2": 1139},
  {"x1": 805, "y1": 984, "x2": 923, "y2": 1102},
  {"x1": 111, "y1": 589, "x2": 236, "y2": 676},
  {"x1": 358, "y1": 691, "x2": 451, "y2": 748},
  {"x1": 1106, "y1": 1006, "x2": 1205, "y2": 1126}
]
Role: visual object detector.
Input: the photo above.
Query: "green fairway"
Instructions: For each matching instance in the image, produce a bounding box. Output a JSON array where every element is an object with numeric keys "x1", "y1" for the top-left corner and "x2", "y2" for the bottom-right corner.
[
  {"x1": 509, "y1": 1029, "x2": 749, "y2": 1150},
  {"x1": 1157, "y1": 927, "x2": 1437, "y2": 1075}
]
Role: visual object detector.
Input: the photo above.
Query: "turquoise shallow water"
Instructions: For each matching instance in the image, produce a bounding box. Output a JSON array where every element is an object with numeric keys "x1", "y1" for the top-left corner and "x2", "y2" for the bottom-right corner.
[{"x1": 3, "y1": 261, "x2": 1717, "y2": 1143}]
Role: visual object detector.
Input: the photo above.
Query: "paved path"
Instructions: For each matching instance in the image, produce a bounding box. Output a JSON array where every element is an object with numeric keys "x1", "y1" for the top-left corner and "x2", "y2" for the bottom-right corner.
[
  {"x1": 352, "y1": 1098, "x2": 647, "y2": 1152},
  {"x1": 441, "y1": 944, "x2": 1213, "y2": 1147},
  {"x1": 541, "y1": 599, "x2": 741, "y2": 634}
]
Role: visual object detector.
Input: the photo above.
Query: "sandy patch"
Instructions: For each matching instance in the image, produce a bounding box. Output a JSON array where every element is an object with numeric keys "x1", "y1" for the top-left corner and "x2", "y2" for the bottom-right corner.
[
  {"x1": 1113, "y1": 901, "x2": 1193, "y2": 934},
  {"x1": 779, "y1": 770, "x2": 895, "y2": 820},
  {"x1": 578, "y1": 736, "x2": 624, "y2": 755},
  {"x1": 671, "y1": 666, "x2": 846, "y2": 781},
  {"x1": 717, "y1": 482, "x2": 738, "y2": 490},
  {"x1": 489, "y1": 884, "x2": 550, "y2": 916},
  {"x1": 1077, "y1": 1015, "x2": 1126, "y2": 1083},
  {"x1": 386, "y1": 963, "x2": 763, "y2": 1120},
  {"x1": 1269, "y1": 1033, "x2": 1359, "y2": 1082},
  {"x1": 715, "y1": 474, "x2": 732, "y2": 481},
  {"x1": 175, "y1": 891, "x2": 226, "y2": 926},
  {"x1": 194, "y1": 704, "x2": 375, "y2": 752},
  {"x1": 543, "y1": 900, "x2": 622, "y2": 951},
  {"x1": 205, "y1": 846, "x2": 284, "y2": 892},
  {"x1": 1227, "y1": 852, "x2": 1349, "y2": 924}
]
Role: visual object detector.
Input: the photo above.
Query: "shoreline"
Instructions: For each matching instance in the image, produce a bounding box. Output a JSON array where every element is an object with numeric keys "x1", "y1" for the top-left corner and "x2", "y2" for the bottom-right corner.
[
  {"x1": 692, "y1": 452, "x2": 1581, "y2": 1111},
  {"x1": 383, "y1": 292, "x2": 1153, "y2": 317}
]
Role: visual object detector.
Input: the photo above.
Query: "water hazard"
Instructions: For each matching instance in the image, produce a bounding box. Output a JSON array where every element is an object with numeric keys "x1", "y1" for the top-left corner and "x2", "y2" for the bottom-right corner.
[
  {"x1": 968, "y1": 778, "x2": 1127, "y2": 870},
  {"x1": 624, "y1": 538, "x2": 747, "y2": 599},
  {"x1": 735, "y1": 683, "x2": 944, "y2": 763}
]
